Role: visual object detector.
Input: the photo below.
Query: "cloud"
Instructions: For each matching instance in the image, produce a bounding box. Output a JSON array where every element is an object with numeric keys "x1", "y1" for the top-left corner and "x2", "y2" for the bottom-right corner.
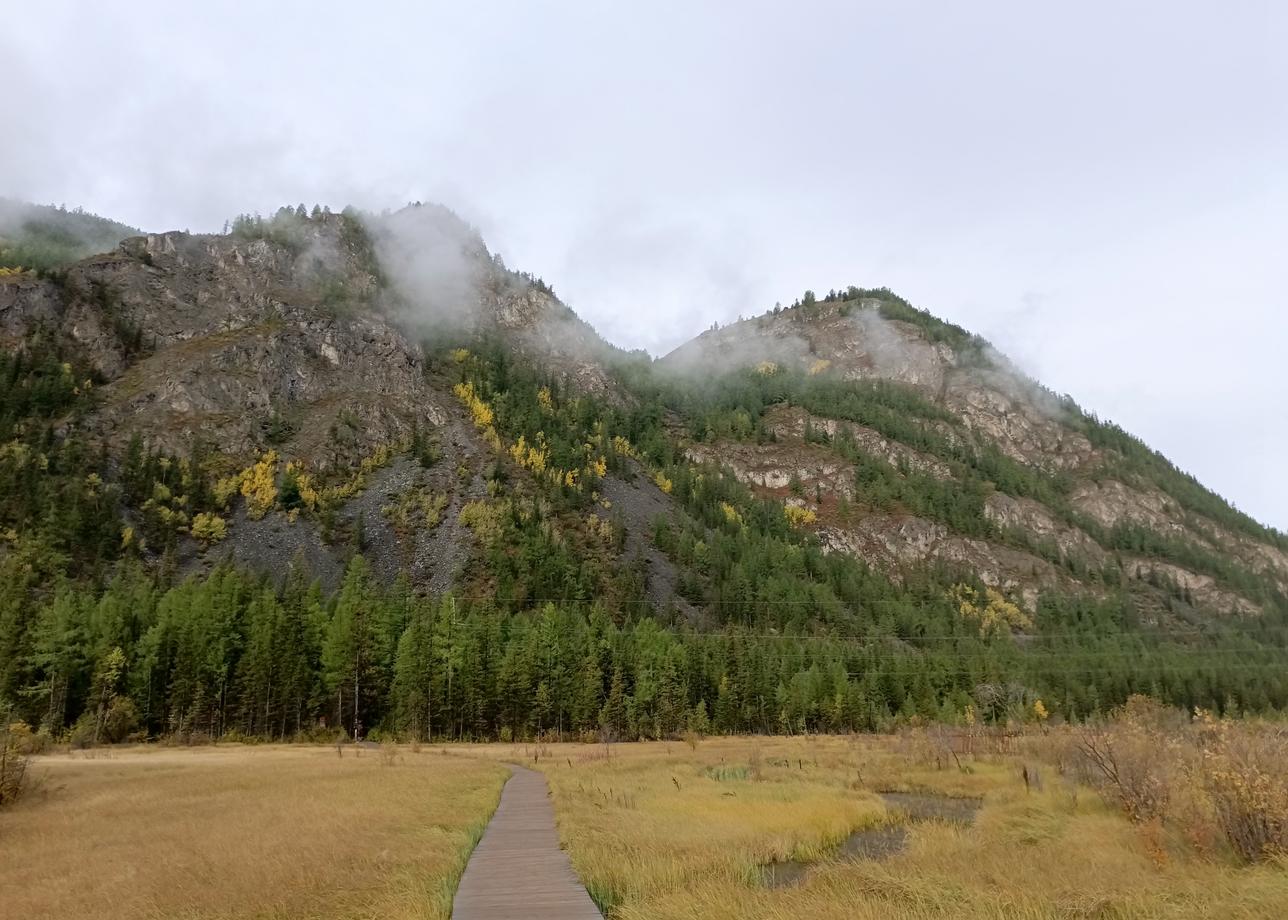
[
  {"x1": 364, "y1": 203, "x2": 490, "y2": 336},
  {"x1": 2, "y1": 0, "x2": 1283, "y2": 528}
]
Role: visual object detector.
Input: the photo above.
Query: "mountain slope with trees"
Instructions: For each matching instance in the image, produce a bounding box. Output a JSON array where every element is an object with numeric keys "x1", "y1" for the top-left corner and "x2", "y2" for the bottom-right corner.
[{"x1": 1, "y1": 202, "x2": 1284, "y2": 745}]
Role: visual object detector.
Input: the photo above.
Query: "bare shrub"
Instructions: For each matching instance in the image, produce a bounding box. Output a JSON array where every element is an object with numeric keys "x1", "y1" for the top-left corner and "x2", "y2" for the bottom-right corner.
[
  {"x1": 1018, "y1": 726, "x2": 1080, "y2": 775},
  {"x1": 1, "y1": 717, "x2": 31, "y2": 807},
  {"x1": 1075, "y1": 696, "x2": 1180, "y2": 824},
  {"x1": 1194, "y1": 715, "x2": 1288, "y2": 862},
  {"x1": 1021, "y1": 763, "x2": 1043, "y2": 794},
  {"x1": 893, "y1": 727, "x2": 940, "y2": 768}
]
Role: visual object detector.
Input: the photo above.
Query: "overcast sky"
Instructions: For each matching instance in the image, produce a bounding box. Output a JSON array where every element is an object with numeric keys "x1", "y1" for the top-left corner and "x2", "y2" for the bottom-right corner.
[{"x1": 5, "y1": 1, "x2": 1285, "y2": 529}]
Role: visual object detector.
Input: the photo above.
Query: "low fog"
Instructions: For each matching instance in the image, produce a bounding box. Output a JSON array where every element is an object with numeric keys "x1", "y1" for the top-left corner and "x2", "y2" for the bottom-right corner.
[{"x1": 3, "y1": 1, "x2": 1284, "y2": 528}]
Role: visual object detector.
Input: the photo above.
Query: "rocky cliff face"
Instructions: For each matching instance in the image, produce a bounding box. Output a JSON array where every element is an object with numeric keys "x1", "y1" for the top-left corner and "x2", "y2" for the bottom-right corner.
[
  {"x1": 661, "y1": 295, "x2": 1288, "y2": 620},
  {"x1": 1, "y1": 215, "x2": 445, "y2": 469},
  {"x1": 0, "y1": 204, "x2": 639, "y2": 596},
  {"x1": 0, "y1": 208, "x2": 622, "y2": 469},
  {"x1": 3, "y1": 206, "x2": 1283, "y2": 625}
]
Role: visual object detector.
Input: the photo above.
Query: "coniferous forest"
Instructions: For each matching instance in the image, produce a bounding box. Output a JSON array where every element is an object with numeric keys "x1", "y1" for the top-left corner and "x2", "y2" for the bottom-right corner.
[{"x1": 3, "y1": 318, "x2": 1286, "y2": 745}]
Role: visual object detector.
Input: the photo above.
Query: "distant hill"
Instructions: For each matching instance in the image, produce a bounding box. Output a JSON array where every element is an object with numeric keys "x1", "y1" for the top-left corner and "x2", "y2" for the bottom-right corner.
[{"x1": 0, "y1": 199, "x2": 140, "y2": 273}]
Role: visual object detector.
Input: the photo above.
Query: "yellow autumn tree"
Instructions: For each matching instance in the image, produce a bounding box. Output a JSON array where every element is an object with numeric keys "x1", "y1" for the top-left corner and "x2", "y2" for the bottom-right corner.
[
  {"x1": 240, "y1": 450, "x2": 279, "y2": 519},
  {"x1": 453, "y1": 381, "x2": 494, "y2": 429},
  {"x1": 509, "y1": 434, "x2": 549, "y2": 474},
  {"x1": 611, "y1": 435, "x2": 635, "y2": 458},
  {"x1": 190, "y1": 513, "x2": 229, "y2": 544},
  {"x1": 950, "y1": 584, "x2": 1032, "y2": 636},
  {"x1": 784, "y1": 503, "x2": 817, "y2": 527}
]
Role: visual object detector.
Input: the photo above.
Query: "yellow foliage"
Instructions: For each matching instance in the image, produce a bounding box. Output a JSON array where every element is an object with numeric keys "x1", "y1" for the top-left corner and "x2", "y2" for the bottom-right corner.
[
  {"x1": 1033, "y1": 699, "x2": 1049, "y2": 722},
  {"x1": 611, "y1": 436, "x2": 635, "y2": 458},
  {"x1": 537, "y1": 386, "x2": 555, "y2": 413},
  {"x1": 453, "y1": 381, "x2": 495, "y2": 430},
  {"x1": 120, "y1": 526, "x2": 134, "y2": 549},
  {"x1": 292, "y1": 469, "x2": 320, "y2": 511},
  {"x1": 239, "y1": 451, "x2": 279, "y2": 520},
  {"x1": 808, "y1": 358, "x2": 832, "y2": 376},
  {"x1": 588, "y1": 455, "x2": 607, "y2": 478},
  {"x1": 950, "y1": 584, "x2": 1032, "y2": 635},
  {"x1": 458, "y1": 499, "x2": 507, "y2": 546},
  {"x1": 784, "y1": 503, "x2": 817, "y2": 527},
  {"x1": 563, "y1": 469, "x2": 579, "y2": 489},
  {"x1": 755, "y1": 361, "x2": 779, "y2": 376},
  {"x1": 313, "y1": 441, "x2": 405, "y2": 508},
  {"x1": 190, "y1": 512, "x2": 229, "y2": 544},
  {"x1": 212, "y1": 475, "x2": 241, "y2": 509},
  {"x1": 509, "y1": 434, "x2": 548, "y2": 474},
  {"x1": 653, "y1": 472, "x2": 673, "y2": 494},
  {"x1": 719, "y1": 502, "x2": 742, "y2": 526},
  {"x1": 450, "y1": 347, "x2": 471, "y2": 363},
  {"x1": 0, "y1": 266, "x2": 27, "y2": 277}
]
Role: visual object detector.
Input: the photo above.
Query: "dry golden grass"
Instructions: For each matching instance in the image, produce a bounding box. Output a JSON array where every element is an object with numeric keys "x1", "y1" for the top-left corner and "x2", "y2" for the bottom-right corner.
[
  {"x1": 460, "y1": 735, "x2": 1288, "y2": 919},
  {"x1": 2, "y1": 744, "x2": 508, "y2": 920}
]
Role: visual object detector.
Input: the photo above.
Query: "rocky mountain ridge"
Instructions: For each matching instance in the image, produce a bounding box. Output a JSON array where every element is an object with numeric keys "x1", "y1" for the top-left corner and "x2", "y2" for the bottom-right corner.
[
  {"x1": 1, "y1": 205, "x2": 1283, "y2": 631},
  {"x1": 662, "y1": 293, "x2": 1287, "y2": 620}
]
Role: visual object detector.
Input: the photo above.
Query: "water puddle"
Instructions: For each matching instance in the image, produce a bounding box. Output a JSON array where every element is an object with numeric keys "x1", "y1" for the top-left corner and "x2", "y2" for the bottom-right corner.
[
  {"x1": 878, "y1": 791, "x2": 982, "y2": 825},
  {"x1": 760, "y1": 859, "x2": 811, "y2": 888},
  {"x1": 760, "y1": 791, "x2": 981, "y2": 888},
  {"x1": 835, "y1": 822, "x2": 909, "y2": 861}
]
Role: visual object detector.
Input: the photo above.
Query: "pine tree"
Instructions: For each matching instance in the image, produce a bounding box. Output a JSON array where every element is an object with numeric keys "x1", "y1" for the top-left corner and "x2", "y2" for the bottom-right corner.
[
  {"x1": 599, "y1": 666, "x2": 628, "y2": 740},
  {"x1": 322, "y1": 557, "x2": 380, "y2": 739}
]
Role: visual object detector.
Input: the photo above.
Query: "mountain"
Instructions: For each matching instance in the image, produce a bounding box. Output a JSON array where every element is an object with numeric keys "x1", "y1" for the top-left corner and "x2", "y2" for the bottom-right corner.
[
  {"x1": 1, "y1": 202, "x2": 1284, "y2": 743},
  {"x1": 0, "y1": 200, "x2": 140, "y2": 275},
  {"x1": 661, "y1": 290, "x2": 1288, "y2": 620}
]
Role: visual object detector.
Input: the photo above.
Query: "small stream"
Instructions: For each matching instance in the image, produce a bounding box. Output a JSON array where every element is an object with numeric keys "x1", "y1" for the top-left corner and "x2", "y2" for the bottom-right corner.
[{"x1": 760, "y1": 791, "x2": 982, "y2": 888}]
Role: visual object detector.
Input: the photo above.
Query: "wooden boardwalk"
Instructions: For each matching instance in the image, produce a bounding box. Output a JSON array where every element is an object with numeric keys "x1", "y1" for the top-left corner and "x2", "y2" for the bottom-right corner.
[{"x1": 452, "y1": 765, "x2": 602, "y2": 920}]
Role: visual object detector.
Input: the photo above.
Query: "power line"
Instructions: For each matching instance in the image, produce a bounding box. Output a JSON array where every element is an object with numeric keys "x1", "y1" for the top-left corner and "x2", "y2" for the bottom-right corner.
[
  {"x1": 840, "y1": 661, "x2": 1288, "y2": 678},
  {"x1": 446, "y1": 603, "x2": 1288, "y2": 643}
]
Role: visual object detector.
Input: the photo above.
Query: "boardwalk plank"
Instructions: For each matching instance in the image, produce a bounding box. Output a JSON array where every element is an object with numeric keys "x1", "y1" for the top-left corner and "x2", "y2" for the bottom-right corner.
[{"x1": 452, "y1": 765, "x2": 602, "y2": 920}]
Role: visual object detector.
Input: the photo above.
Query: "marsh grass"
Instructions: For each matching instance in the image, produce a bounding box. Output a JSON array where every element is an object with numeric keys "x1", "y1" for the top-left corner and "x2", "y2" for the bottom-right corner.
[
  {"x1": 459, "y1": 733, "x2": 1288, "y2": 919},
  {"x1": 1, "y1": 744, "x2": 507, "y2": 920}
]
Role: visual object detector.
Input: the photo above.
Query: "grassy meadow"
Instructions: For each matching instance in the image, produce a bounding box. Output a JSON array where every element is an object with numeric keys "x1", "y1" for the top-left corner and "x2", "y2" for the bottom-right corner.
[
  {"x1": 2, "y1": 744, "x2": 508, "y2": 920},
  {"x1": 462, "y1": 729, "x2": 1288, "y2": 920},
  {"x1": 4, "y1": 721, "x2": 1286, "y2": 919}
]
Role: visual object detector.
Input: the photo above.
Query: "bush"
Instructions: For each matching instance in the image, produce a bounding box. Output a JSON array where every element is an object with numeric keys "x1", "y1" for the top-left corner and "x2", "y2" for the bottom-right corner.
[
  {"x1": 100, "y1": 697, "x2": 140, "y2": 743},
  {"x1": 1, "y1": 718, "x2": 31, "y2": 807},
  {"x1": 1075, "y1": 696, "x2": 1181, "y2": 823},
  {"x1": 1195, "y1": 716, "x2": 1288, "y2": 862},
  {"x1": 190, "y1": 512, "x2": 228, "y2": 544}
]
